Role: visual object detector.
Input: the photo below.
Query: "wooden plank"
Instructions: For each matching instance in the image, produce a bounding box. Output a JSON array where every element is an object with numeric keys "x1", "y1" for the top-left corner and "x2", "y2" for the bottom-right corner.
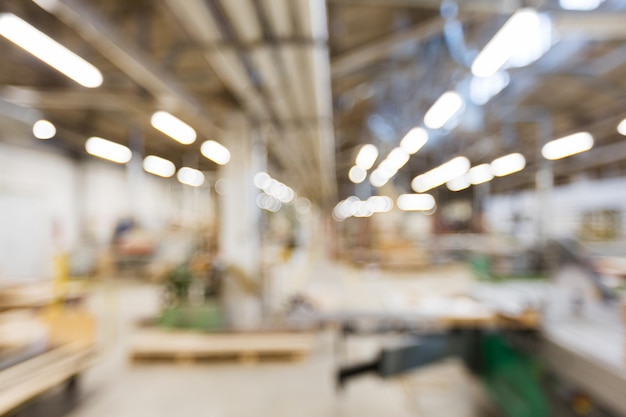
[{"x1": 0, "y1": 347, "x2": 93, "y2": 415}]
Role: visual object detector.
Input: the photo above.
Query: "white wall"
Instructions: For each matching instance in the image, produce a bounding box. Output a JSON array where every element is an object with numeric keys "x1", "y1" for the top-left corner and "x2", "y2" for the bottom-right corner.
[
  {"x1": 485, "y1": 176, "x2": 626, "y2": 242},
  {"x1": 0, "y1": 140, "x2": 202, "y2": 281}
]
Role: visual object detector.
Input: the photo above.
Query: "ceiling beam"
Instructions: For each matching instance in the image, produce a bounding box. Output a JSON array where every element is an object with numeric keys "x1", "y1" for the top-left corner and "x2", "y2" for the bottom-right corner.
[
  {"x1": 331, "y1": 17, "x2": 446, "y2": 79},
  {"x1": 32, "y1": 0, "x2": 222, "y2": 137}
]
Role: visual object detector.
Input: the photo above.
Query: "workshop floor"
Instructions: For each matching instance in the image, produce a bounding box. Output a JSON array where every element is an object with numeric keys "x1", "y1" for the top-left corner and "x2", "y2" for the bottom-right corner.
[{"x1": 16, "y1": 261, "x2": 489, "y2": 417}]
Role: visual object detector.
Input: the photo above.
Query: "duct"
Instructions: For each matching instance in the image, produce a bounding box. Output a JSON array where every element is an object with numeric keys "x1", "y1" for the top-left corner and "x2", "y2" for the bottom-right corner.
[
  {"x1": 165, "y1": 0, "x2": 267, "y2": 121},
  {"x1": 295, "y1": 0, "x2": 337, "y2": 200},
  {"x1": 331, "y1": 17, "x2": 446, "y2": 78},
  {"x1": 0, "y1": 86, "x2": 148, "y2": 115},
  {"x1": 220, "y1": 0, "x2": 263, "y2": 43},
  {"x1": 32, "y1": 0, "x2": 221, "y2": 136},
  {"x1": 554, "y1": 12, "x2": 626, "y2": 40},
  {"x1": 0, "y1": 98, "x2": 42, "y2": 126},
  {"x1": 261, "y1": 0, "x2": 293, "y2": 38}
]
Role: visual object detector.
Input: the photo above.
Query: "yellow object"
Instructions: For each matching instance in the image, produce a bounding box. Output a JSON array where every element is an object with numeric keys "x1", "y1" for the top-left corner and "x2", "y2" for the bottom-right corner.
[{"x1": 52, "y1": 253, "x2": 69, "y2": 302}]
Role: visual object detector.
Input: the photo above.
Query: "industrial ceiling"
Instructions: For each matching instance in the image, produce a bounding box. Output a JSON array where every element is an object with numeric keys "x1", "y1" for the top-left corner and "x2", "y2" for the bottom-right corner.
[{"x1": 1, "y1": 0, "x2": 626, "y2": 208}]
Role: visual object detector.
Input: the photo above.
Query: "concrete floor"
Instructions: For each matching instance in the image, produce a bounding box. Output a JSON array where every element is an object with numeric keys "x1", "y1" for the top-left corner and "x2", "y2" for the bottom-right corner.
[{"x1": 14, "y1": 261, "x2": 489, "y2": 417}]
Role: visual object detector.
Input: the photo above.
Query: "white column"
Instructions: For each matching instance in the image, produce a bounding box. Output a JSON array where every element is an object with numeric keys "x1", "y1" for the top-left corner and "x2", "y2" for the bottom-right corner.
[{"x1": 218, "y1": 117, "x2": 264, "y2": 329}]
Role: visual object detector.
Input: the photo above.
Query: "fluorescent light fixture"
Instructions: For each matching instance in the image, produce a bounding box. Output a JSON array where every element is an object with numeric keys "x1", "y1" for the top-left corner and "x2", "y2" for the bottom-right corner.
[
  {"x1": 387, "y1": 147, "x2": 410, "y2": 170},
  {"x1": 369, "y1": 169, "x2": 389, "y2": 188},
  {"x1": 0, "y1": 14, "x2": 103, "y2": 88},
  {"x1": 618, "y1": 118, "x2": 626, "y2": 136},
  {"x1": 254, "y1": 172, "x2": 271, "y2": 189},
  {"x1": 471, "y1": 9, "x2": 542, "y2": 78},
  {"x1": 542, "y1": 132, "x2": 593, "y2": 160},
  {"x1": 355, "y1": 144, "x2": 378, "y2": 170},
  {"x1": 559, "y1": 0, "x2": 604, "y2": 10},
  {"x1": 490, "y1": 153, "x2": 526, "y2": 177},
  {"x1": 424, "y1": 91, "x2": 464, "y2": 129},
  {"x1": 447, "y1": 176, "x2": 471, "y2": 192},
  {"x1": 378, "y1": 160, "x2": 398, "y2": 179},
  {"x1": 151, "y1": 111, "x2": 196, "y2": 145},
  {"x1": 400, "y1": 127, "x2": 428, "y2": 154},
  {"x1": 143, "y1": 155, "x2": 175, "y2": 178},
  {"x1": 177, "y1": 167, "x2": 205, "y2": 187},
  {"x1": 467, "y1": 164, "x2": 494, "y2": 185},
  {"x1": 348, "y1": 166, "x2": 367, "y2": 184},
  {"x1": 32, "y1": 119, "x2": 55, "y2": 139},
  {"x1": 85, "y1": 137, "x2": 131, "y2": 164},
  {"x1": 201, "y1": 140, "x2": 231, "y2": 165},
  {"x1": 257, "y1": 193, "x2": 282, "y2": 212},
  {"x1": 397, "y1": 194, "x2": 436, "y2": 212},
  {"x1": 470, "y1": 72, "x2": 510, "y2": 105},
  {"x1": 411, "y1": 156, "x2": 470, "y2": 193},
  {"x1": 368, "y1": 196, "x2": 393, "y2": 213}
]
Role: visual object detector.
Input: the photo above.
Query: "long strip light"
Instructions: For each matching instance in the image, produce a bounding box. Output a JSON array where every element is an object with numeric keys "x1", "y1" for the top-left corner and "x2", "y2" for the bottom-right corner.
[
  {"x1": 0, "y1": 14, "x2": 103, "y2": 88},
  {"x1": 151, "y1": 111, "x2": 196, "y2": 145},
  {"x1": 400, "y1": 127, "x2": 428, "y2": 154},
  {"x1": 201, "y1": 140, "x2": 231, "y2": 165},
  {"x1": 491, "y1": 153, "x2": 526, "y2": 177},
  {"x1": 447, "y1": 175, "x2": 471, "y2": 192},
  {"x1": 143, "y1": 155, "x2": 176, "y2": 178},
  {"x1": 177, "y1": 167, "x2": 205, "y2": 187},
  {"x1": 542, "y1": 132, "x2": 594, "y2": 160},
  {"x1": 85, "y1": 137, "x2": 132, "y2": 164},
  {"x1": 424, "y1": 91, "x2": 464, "y2": 130},
  {"x1": 253, "y1": 172, "x2": 296, "y2": 204},
  {"x1": 467, "y1": 164, "x2": 494, "y2": 185},
  {"x1": 355, "y1": 144, "x2": 379, "y2": 170},
  {"x1": 333, "y1": 195, "x2": 394, "y2": 221},
  {"x1": 411, "y1": 156, "x2": 470, "y2": 193},
  {"x1": 397, "y1": 194, "x2": 436, "y2": 212},
  {"x1": 471, "y1": 9, "x2": 542, "y2": 78}
]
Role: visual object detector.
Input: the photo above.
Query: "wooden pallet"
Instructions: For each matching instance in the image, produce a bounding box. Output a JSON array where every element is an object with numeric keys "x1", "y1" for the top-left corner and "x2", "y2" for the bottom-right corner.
[{"x1": 130, "y1": 328, "x2": 316, "y2": 364}]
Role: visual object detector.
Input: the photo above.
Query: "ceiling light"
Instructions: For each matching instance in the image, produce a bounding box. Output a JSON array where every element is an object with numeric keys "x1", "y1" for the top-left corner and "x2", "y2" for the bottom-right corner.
[
  {"x1": 397, "y1": 194, "x2": 436, "y2": 211},
  {"x1": 143, "y1": 155, "x2": 175, "y2": 178},
  {"x1": 151, "y1": 111, "x2": 196, "y2": 145},
  {"x1": 367, "y1": 196, "x2": 393, "y2": 213},
  {"x1": 559, "y1": 0, "x2": 604, "y2": 10},
  {"x1": 542, "y1": 132, "x2": 594, "y2": 160},
  {"x1": 355, "y1": 144, "x2": 378, "y2": 170},
  {"x1": 400, "y1": 127, "x2": 428, "y2": 154},
  {"x1": 254, "y1": 172, "x2": 271, "y2": 189},
  {"x1": 411, "y1": 156, "x2": 470, "y2": 193},
  {"x1": 348, "y1": 166, "x2": 367, "y2": 184},
  {"x1": 490, "y1": 153, "x2": 526, "y2": 177},
  {"x1": 387, "y1": 147, "x2": 410, "y2": 170},
  {"x1": 85, "y1": 137, "x2": 131, "y2": 164},
  {"x1": 471, "y1": 8, "x2": 542, "y2": 78},
  {"x1": 0, "y1": 14, "x2": 103, "y2": 88},
  {"x1": 32, "y1": 119, "x2": 55, "y2": 139},
  {"x1": 424, "y1": 91, "x2": 464, "y2": 129},
  {"x1": 470, "y1": 72, "x2": 510, "y2": 105},
  {"x1": 468, "y1": 164, "x2": 494, "y2": 185},
  {"x1": 177, "y1": 167, "x2": 205, "y2": 187},
  {"x1": 446, "y1": 176, "x2": 471, "y2": 192},
  {"x1": 618, "y1": 119, "x2": 626, "y2": 136},
  {"x1": 369, "y1": 169, "x2": 389, "y2": 188},
  {"x1": 201, "y1": 140, "x2": 231, "y2": 165},
  {"x1": 378, "y1": 160, "x2": 398, "y2": 179}
]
